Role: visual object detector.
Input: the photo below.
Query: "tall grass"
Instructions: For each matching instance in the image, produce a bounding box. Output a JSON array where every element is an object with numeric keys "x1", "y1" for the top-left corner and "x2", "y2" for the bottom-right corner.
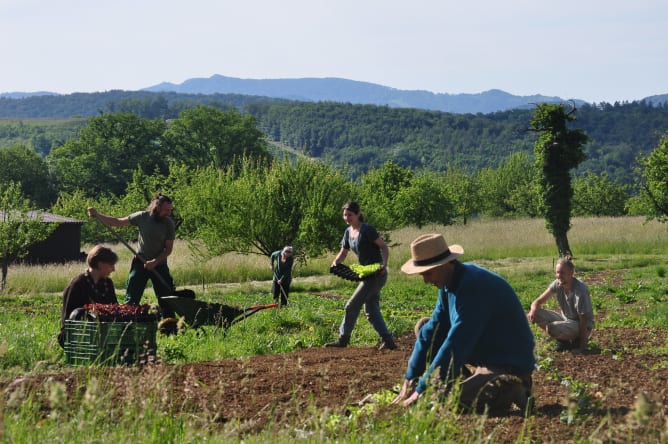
[{"x1": 5, "y1": 216, "x2": 666, "y2": 296}]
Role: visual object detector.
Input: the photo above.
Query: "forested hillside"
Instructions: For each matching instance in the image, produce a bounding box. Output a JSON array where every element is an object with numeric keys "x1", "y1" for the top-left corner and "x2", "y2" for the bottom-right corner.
[
  {"x1": 0, "y1": 91, "x2": 285, "y2": 119},
  {"x1": 248, "y1": 100, "x2": 668, "y2": 182},
  {"x1": 1, "y1": 91, "x2": 667, "y2": 184}
]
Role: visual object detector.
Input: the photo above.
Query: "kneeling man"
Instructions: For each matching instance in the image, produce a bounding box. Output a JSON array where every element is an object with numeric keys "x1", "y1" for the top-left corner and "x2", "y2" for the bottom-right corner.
[{"x1": 392, "y1": 234, "x2": 536, "y2": 414}]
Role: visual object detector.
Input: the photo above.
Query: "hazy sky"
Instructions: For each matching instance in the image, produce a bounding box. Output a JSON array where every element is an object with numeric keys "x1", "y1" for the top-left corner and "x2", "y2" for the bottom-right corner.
[{"x1": 1, "y1": 0, "x2": 665, "y2": 103}]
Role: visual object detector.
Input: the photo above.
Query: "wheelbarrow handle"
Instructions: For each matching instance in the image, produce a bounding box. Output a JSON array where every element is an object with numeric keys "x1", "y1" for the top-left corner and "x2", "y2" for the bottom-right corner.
[{"x1": 228, "y1": 303, "x2": 279, "y2": 326}]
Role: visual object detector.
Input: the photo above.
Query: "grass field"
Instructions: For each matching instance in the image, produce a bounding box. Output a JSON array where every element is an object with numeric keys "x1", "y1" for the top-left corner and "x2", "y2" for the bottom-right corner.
[{"x1": 1, "y1": 216, "x2": 667, "y2": 443}]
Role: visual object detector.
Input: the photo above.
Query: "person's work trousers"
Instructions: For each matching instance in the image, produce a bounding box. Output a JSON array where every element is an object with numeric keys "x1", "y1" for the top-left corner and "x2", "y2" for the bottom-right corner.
[
  {"x1": 272, "y1": 279, "x2": 291, "y2": 306},
  {"x1": 125, "y1": 257, "x2": 176, "y2": 317},
  {"x1": 459, "y1": 366, "x2": 533, "y2": 414},
  {"x1": 531, "y1": 308, "x2": 592, "y2": 341},
  {"x1": 338, "y1": 272, "x2": 391, "y2": 339}
]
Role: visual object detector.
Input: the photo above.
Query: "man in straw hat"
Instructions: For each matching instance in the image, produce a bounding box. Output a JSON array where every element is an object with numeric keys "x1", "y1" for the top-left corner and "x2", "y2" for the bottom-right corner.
[{"x1": 391, "y1": 234, "x2": 536, "y2": 414}]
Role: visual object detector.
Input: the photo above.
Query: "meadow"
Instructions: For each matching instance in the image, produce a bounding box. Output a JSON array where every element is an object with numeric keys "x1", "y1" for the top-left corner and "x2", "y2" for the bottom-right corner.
[{"x1": 1, "y1": 216, "x2": 667, "y2": 443}]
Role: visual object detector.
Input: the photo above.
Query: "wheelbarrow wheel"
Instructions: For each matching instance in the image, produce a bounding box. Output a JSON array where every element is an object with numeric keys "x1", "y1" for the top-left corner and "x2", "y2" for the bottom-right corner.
[{"x1": 158, "y1": 317, "x2": 178, "y2": 335}]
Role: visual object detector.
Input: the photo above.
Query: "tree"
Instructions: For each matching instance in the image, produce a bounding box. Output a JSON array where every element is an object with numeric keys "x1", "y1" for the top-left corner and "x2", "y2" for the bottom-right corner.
[
  {"x1": 636, "y1": 133, "x2": 668, "y2": 222},
  {"x1": 46, "y1": 113, "x2": 168, "y2": 197},
  {"x1": 162, "y1": 105, "x2": 269, "y2": 169},
  {"x1": 0, "y1": 144, "x2": 55, "y2": 208},
  {"x1": 173, "y1": 157, "x2": 351, "y2": 260},
  {"x1": 572, "y1": 172, "x2": 628, "y2": 216},
  {"x1": 477, "y1": 152, "x2": 540, "y2": 218},
  {"x1": 442, "y1": 165, "x2": 479, "y2": 224},
  {"x1": 393, "y1": 171, "x2": 455, "y2": 228},
  {"x1": 358, "y1": 161, "x2": 413, "y2": 230},
  {"x1": 0, "y1": 182, "x2": 55, "y2": 290},
  {"x1": 530, "y1": 103, "x2": 589, "y2": 257},
  {"x1": 50, "y1": 189, "x2": 113, "y2": 245}
]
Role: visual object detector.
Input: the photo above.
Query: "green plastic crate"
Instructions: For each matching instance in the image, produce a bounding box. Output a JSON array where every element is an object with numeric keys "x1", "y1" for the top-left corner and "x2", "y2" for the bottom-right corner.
[{"x1": 64, "y1": 320, "x2": 157, "y2": 366}]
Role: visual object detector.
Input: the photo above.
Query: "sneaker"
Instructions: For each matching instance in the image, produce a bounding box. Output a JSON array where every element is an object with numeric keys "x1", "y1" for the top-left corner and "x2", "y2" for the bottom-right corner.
[
  {"x1": 378, "y1": 337, "x2": 397, "y2": 350},
  {"x1": 325, "y1": 337, "x2": 349, "y2": 348}
]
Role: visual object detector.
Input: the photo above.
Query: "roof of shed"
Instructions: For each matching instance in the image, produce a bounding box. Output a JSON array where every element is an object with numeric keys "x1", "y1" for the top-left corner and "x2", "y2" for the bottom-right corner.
[{"x1": 0, "y1": 211, "x2": 85, "y2": 224}]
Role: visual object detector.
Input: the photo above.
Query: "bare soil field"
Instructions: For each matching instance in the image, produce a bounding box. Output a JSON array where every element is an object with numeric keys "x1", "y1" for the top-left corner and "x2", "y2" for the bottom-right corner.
[{"x1": 3, "y1": 326, "x2": 667, "y2": 442}]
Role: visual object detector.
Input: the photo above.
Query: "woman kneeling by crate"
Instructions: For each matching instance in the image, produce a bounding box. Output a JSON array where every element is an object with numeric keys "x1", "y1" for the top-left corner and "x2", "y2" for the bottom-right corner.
[{"x1": 57, "y1": 245, "x2": 119, "y2": 347}]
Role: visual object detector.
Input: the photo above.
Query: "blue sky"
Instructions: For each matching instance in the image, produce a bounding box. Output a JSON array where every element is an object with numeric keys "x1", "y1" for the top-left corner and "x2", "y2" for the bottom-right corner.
[{"x1": 1, "y1": 0, "x2": 665, "y2": 103}]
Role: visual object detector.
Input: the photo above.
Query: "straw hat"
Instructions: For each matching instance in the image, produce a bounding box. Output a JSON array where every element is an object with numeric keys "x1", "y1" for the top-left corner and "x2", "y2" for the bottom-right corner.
[{"x1": 401, "y1": 234, "x2": 464, "y2": 274}]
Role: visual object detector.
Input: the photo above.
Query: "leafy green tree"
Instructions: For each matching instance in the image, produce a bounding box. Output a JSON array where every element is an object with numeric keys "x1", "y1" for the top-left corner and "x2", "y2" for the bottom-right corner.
[
  {"x1": 393, "y1": 171, "x2": 455, "y2": 228},
  {"x1": 174, "y1": 157, "x2": 351, "y2": 259},
  {"x1": 442, "y1": 165, "x2": 479, "y2": 224},
  {"x1": 51, "y1": 167, "x2": 184, "y2": 245},
  {"x1": 162, "y1": 105, "x2": 269, "y2": 169},
  {"x1": 572, "y1": 172, "x2": 628, "y2": 216},
  {"x1": 477, "y1": 152, "x2": 540, "y2": 218},
  {"x1": 358, "y1": 160, "x2": 413, "y2": 230},
  {"x1": 531, "y1": 103, "x2": 589, "y2": 257},
  {"x1": 50, "y1": 189, "x2": 120, "y2": 244},
  {"x1": 0, "y1": 144, "x2": 55, "y2": 208},
  {"x1": 0, "y1": 182, "x2": 55, "y2": 290},
  {"x1": 636, "y1": 134, "x2": 668, "y2": 222},
  {"x1": 46, "y1": 113, "x2": 168, "y2": 197}
]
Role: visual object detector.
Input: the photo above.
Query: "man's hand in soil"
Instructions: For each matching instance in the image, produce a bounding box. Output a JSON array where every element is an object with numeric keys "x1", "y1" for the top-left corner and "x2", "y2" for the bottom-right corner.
[{"x1": 391, "y1": 379, "x2": 420, "y2": 407}]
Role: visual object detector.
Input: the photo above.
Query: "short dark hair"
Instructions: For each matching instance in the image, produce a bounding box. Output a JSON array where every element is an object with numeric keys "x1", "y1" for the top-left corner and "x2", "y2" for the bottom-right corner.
[{"x1": 87, "y1": 245, "x2": 118, "y2": 269}]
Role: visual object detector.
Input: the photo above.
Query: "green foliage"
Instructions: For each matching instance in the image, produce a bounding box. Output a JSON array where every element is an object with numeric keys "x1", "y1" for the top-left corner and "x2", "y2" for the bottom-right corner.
[
  {"x1": 349, "y1": 262, "x2": 382, "y2": 278},
  {"x1": 50, "y1": 189, "x2": 128, "y2": 245},
  {"x1": 0, "y1": 144, "x2": 55, "y2": 207},
  {"x1": 174, "y1": 157, "x2": 351, "y2": 259},
  {"x1": 531, "y1": 103, "x2": 590, "y2": 256},
  {"x1": 358, "y1": 160, "x2": 413, "y2": 230},
  {"x1": 572, "y1": 172, "x2": 629, "y2": 216},
  {"x1": 2, "y1": 217, "x2": 668, "y2": 442},
  {"x1": 477, "y1": 152, "x2": 541, "y2": 218},
  {"x1": 4, "y1": 96, "x2": 668, "y2": 189},
  {"x1": 441, "y1": 165, "x2": 479, "y2": 224},
  {"x1": 0, "y1": 117, "x2": 88, "y2": 156},
  {"x1": 46, "y1": 112, "x2": 168, "y2": 197},
  {"x1": 393, "y1": 170, "x2": 455, "y2": 228},
  {"x1": 0, "y1": 182, "x2": 55, "y2": 289},
  {"x1": 162, "y1": 105, "x2": 269, "y2": 169},
  {"x1": 636, "y1": 133, "x2": 668, "y2": 222}
]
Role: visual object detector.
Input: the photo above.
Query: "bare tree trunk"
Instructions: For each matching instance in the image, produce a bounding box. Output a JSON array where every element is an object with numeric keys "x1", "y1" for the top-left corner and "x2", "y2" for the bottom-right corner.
[
  {"x1": 1, "y1": 258, "x2": 8, "y2": 291},
  {"x1": 554, "y1": 233, "x2": 572, "y2": 258}
]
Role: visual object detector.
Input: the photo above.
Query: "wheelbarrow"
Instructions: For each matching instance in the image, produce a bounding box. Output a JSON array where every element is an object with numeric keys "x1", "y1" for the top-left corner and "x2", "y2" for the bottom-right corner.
[{"x1": 160, "y1": 296, "x2": 278, "y2": 329}]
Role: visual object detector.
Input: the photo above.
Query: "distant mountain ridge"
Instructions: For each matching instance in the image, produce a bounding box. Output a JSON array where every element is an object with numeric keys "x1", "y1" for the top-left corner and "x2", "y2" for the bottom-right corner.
[
  {"x1": 143, "y1": 74, "x2": 581, "y2": 114},
  {"x1": 3, "y1": 75, "x2": 665, "y2": 115},
  {"x1": 0, "y1": 91, "x2": 58, "y2": 99}
]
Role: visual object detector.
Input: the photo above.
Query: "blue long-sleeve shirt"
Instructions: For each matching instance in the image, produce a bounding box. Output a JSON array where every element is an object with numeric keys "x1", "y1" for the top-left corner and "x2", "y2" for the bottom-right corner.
[{"x1": 405, "y1": 262, "x2": 536, "y2": 394}]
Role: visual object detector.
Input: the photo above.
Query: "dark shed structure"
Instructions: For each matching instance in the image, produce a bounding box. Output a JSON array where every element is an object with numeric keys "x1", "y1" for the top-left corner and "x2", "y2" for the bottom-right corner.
[{"x1": 0, "y1": 211, "x2": 86, "y2": 264}]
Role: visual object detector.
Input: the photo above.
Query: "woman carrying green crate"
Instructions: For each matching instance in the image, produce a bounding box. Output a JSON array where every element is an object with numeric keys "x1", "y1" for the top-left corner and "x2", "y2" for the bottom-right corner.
[
  {"x1": 57, "y1": 245, "x2": 119, "y2": 347},
  {"x1": 326, "y1": 201, "x2": 396, "y2": 350}
]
